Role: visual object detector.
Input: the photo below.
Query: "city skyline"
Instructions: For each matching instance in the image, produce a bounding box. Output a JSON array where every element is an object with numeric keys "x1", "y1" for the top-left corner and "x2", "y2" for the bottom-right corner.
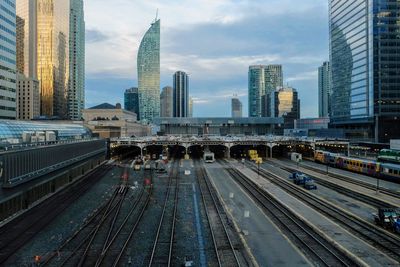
[{"x1": 84, "y1": 0, "x2": 329, "y2": 118}]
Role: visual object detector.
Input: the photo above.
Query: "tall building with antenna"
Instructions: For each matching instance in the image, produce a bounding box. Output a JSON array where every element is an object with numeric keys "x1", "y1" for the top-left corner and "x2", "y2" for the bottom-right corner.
[{"x1": 137, "y1": 15, "x2": 160, "y2": 123}]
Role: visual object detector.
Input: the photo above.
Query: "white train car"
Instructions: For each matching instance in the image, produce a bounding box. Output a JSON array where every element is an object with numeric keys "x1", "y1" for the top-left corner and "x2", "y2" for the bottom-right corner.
[{"x1": 204, "y1": 152, "x2": 215, "y2": 163}]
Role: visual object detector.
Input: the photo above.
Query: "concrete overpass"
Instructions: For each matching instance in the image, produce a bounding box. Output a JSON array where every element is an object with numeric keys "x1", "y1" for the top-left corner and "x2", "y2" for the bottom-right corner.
[{"x1": 110, "y1": 136, "x2": 350, "y2": 158}]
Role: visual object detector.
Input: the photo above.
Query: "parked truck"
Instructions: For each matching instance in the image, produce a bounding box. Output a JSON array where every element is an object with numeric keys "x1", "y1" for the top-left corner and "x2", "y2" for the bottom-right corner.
[
  {"x1": 373, "y1": 208, "x2": 400, "y2": 233},
  {"x1": 289, "y1": 172, "x2": 317, "y2": 190}
]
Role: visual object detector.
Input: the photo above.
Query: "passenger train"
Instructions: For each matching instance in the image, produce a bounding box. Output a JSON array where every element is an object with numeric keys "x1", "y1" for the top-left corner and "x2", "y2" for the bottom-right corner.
[{"x1": 314, "y1": 150, "x2": 400, "y2": 182}]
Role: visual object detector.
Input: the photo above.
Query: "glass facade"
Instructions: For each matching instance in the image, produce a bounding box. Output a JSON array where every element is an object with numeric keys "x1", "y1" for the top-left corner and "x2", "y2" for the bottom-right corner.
[
  {"x1": 318, "y1": 61, "x2": 331, "y2": 118},
  {"x1": 137, "y1": 19, "x2": 160, "y2": 123},
  {"x1": 231, "y1": 98, "x2": 242, "y2": 117},
  {"x1": 270, "y1": 87, "x2": 300, "y2": 129},
  {"x1": 124, "y1": 87, "x2": 139, "y2": 117},
  {"x1": 68, "y1": 0, "x2": 85, "y2": 120},
  {"x1": 173, "y1": 71, "x2": 189, "y2": 117},
  {"x1": 160, "y1": 86, "x2": 172, "y2": 117},
  {"x1": 0, "y1": 120, "x2": 91, "y2": 142},
  {"x1": 37, "y1": 0, "x2": 70, "y2": 118},
  {"x1": 248, "y1": 65, "x2": 283, "y2": 118},
  {"x1": 0, "y1": 0, "x2": 16, "y2": 119},
  {"x1": 16, "y1": 0, "x2": 37, "y2": 78},
  {"x1": 329, "y1": 0, "x2": 400, "y2": 142}
]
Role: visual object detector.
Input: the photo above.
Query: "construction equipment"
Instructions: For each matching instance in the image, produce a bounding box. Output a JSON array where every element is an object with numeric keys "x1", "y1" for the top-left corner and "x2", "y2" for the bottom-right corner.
[
  {"x1": 373, "y1": 208, "x2": 400, "y2": 233},
  {"x1": 289, "y1": 172, "x2": 317, "y2": 190}
]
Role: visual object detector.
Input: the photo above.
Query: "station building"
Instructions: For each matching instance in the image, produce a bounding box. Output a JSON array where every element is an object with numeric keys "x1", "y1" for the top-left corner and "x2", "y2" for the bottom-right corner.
[{"x1": 154, "y1": 117, "x2": 284, "y2": 136}]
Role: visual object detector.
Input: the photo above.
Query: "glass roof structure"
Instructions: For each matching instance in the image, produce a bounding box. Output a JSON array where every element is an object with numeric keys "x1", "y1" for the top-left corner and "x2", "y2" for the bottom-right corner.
[{"x1": 0, "y1": 120, "x2": 91, "y2": 142}]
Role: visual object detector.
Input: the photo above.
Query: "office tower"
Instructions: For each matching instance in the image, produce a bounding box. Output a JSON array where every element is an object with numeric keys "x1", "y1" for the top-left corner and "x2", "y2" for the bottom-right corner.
[
  {"x1": 16, "y1": 73, "x2": 40, "y2": 120},
  {"x1": 248, "y1": 65, "x2": 283, "y2": 117},
  {"x1": 137, "y1": 18, "x2": 160, "y2": 122},
  {"x1": 160, "y1": 86, "x2": 173, "y2": 117},
  {"x1": 68, "y1": 0, "x2": 85, "y2": 120},
  {"x1": 124, "y1": 87, "x2": 140, "y2": 117},
  {"x1": 318, "y1": 61, "x2": 331, "y2": 118},
  {"x1": 269, "y1": 87, "x2": 300, "y2": 129},
  {"x1": 16, "y1": 0, "x2": 37, "y2": 78},
  {"x1": 188, "y1": 97, "x2": 193, "y2": 117},
  {"x1": 0, "y1": 0, "x2": 17, "y2": 119},
  {"x1": 248, "y1": 65, "x2": 266, "y2": 117},
  {"x1": 173, "y1": 71, "x2": 189, "y2": 117},
  {"x1": 231, "y1": 97, "x2": 242, "y2": 118},
  {"x1": 329, "y1": 0, "x2": 400, "y2": 142},
  {"x1": 36, "y1": 0, "x2": 70, "y2": 118},
  {"x1": 266, "y1": 64, "x2": 283, "y2": 94}
]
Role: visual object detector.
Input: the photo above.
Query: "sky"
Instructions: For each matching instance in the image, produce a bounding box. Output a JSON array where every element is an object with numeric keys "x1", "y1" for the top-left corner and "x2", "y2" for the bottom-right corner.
[{"x1": 85, "y1": 0, "x2": 329, "y2": 118}]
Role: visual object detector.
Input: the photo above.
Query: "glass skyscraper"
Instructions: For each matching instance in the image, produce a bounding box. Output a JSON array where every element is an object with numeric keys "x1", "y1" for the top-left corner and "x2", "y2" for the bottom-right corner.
[
  {"x1": 68, "y1": 0, "x2": 85, "y2": 120},
  {"x1": 124, "y1": 87, "x2": 139, "y2": 117},
  {"x1": 0, "y1": 0, "x2": 17, "y2": 119},
  {"x1": 269, "y1": 87, "x2": 300, "y2": 129},
  {"x1": 160, "y1": 86, "x2": 173, "y2": 118},
  {"x1": 318, "y1": 61, "x2": 331, "y2": 118},
  {"x1": 329, "y1": 0, "x2": 400, "y2": 142},
  {"x1": 137, "y1": 19, "x2": 160, "y2": 123},
  {"x1": 231, "y1": 97, "x2": 242, "y2": 118},
  {"x1": 249, "y1": 65, "x2": 283, "y2": 117},
  {"x1": 173, "y1": 71, "x2": 189, "y2": 118}
]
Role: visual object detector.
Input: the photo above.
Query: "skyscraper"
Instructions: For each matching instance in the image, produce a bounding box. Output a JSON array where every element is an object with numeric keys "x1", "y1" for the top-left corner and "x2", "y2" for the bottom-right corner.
[
  {"x1": 36, "y1": 0, "x2": 70, "y2": 118},
  {"x1": 265, "y1": 64, "x2": 283, "y2": 94},
  {"x1": 173, "y1": 71, "x2": 189, "y2": 117},
  {"x1": 16, "y1": 73, "x2": 40, "y2": 120},
  {"x1": 248, "y1": 65, "x2": 283, "y2": 118},
  {"x1": 268, "y1": 87, "x2": 300, "y2": 129},
  {"x1": 231, "y1": 97, "x2": 242, "y2": 118},
  {"x1": 0, "y1": 0, "x2": 17, "y2": 119},
  {"x1": 329, "y1": 0, "x2": 400, "y2": 142},
  {"x1": 137, "y1": 19, "x2": 160, "y2": 122},
  {"x1": 248, "y1": 65, "x2": 267, "y2": 117},
  {"x1": 160, "y1": 86, "x2": 173, "y2": 117},
  {"x1": 188, "y1": 97, "x2": 193, "y2": 118},
  {"x1": 68, "y1": 0, "x2": 85, "y2": 120},
  {"x1": 318, "y1": 61, "x2": 331, "y2": 118},
  {"x1": 124, "y1": 87, "x2": 139, "y2": 117}
]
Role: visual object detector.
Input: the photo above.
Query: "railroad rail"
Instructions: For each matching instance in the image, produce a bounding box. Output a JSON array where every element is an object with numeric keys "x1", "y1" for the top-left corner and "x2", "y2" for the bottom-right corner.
[
  {"x1": 195, "y1": 160, "x2": 241, "y2": 267},
  {"x1": 242, "y1": 160, "x2": 400, "y2": 262},
  {"x1": 266, "y1": 160, "x2": 397, "y2": 209},
  {"x1": 0, "y1": 164, "x2": 113, "y2": 264},
  {"x1": 295, "y1": 160, "x2": 400, "y2": 198},
  {"x1": 147, "y1": 160, "x2": 179, "y2": 267},
  {"x1": 220, "y1": 161, "x2": 358, "y2": 267}
]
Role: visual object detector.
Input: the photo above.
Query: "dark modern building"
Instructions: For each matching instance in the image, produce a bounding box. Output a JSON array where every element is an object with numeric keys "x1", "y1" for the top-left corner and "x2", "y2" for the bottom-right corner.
[
  {"x1": 154, "y1": 117, "x2": 283, "y2": 136},
  {"x1": 329, "y1": 0, "x2": 400, "y2": 143},
  {"x1": 124, "y1": 87, "x2": 139, "y2": 117},
  {"x1": 268, "y1": 87, "x2": 300, "y2": 129},
  {"x1": 318, "y1": 61, "x2": 331, "y2": 118},
  {"x1": 173, "y1": 71, "x2": 189, "y2": 117},
  {"x1": 231, "y1": 97, "x2": 242, "y2": 117},
  {"x1": 160, "y1": 86, "x2": 173, "y2": 117}
]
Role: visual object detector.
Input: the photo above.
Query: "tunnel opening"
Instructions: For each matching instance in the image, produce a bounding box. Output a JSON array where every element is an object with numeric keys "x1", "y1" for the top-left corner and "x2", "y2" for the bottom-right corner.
[
  {"x1": 188, "y1": 145, "x2": 204, "y2": 159},
  {"x1": 111, "y1": 145, "x2": 141, "y2": 160},
  {"x1": 208, "y1": 145, "x2": 228, "y2": 159},
  {"x1": 168, "y1": 145, "x2": 186, "y2": 159},
  {"x1": 230, "y1": 145, "x2": 267, "y2": 159},
  {"x1": 143, "y1": 145, "x2": 163, "y2": 160}
]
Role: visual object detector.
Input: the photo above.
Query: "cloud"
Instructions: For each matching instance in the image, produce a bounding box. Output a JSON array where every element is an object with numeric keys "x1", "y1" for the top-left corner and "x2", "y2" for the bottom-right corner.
[{"x1": 84, "y1": 0, "x2": 329, "y2": 118}]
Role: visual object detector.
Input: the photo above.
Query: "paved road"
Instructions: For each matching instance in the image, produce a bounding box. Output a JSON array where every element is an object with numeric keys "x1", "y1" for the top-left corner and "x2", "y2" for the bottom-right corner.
[{"x1": 205, "y1": 162, "x2": 312, "y2": 267}]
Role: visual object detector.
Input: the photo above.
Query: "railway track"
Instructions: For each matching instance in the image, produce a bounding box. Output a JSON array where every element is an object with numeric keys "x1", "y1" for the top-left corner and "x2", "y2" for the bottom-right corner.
[
  {"x1": 0, "y1": 164, "x2": 113, "y2": 264},
  {"x1": 220, "y1": 160, "x2": 358, "y2": 267},
  {"x1": 42, "y1": 164, "x2": 153, "y2": 267},
  {"x1": 195, "y1": 160, "x2": 241, "y2": 267},
  {"x1": 147, "y1": 160, "x2": 179, "y2": 267},
  {"x1": 242, "y1": 160, "x2": 400, "y2": 262},
  {"x1": 292, "y1": 159, "x2": 400, "y2": 198},
  {"x1": 266, "y1": 160, "x2": 397, "y2": 209}
]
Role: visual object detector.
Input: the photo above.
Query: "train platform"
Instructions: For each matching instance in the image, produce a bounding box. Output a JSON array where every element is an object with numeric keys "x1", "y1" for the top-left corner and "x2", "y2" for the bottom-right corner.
[
  {"x1": 204, "y1": 162, "x2": 312, "y2": 267},
  {"x1": 231, "y1": 160, "x2": 398, "y2": 266},
  {"x1": 295, "y1": 159, "x2": 400, "y2": 192},
  {"x1": 272, "y1": 159, "x2": 400, "y2": 208}
]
